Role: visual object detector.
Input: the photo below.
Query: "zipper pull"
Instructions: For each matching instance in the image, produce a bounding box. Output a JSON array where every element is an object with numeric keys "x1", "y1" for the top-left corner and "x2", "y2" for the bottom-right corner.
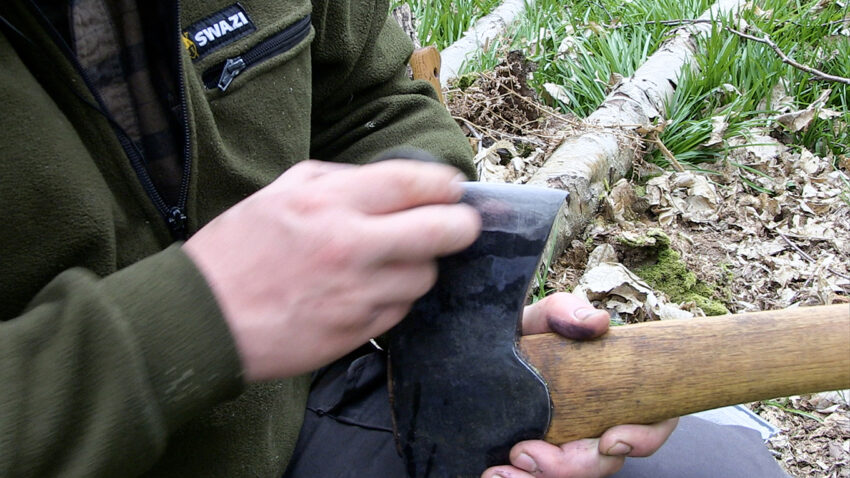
[
  {"x1": 167, "y1": 207, "x2": 188, "y2": 239},
  {"x1": 218, "y1": 57, "x2": 246, "y2": 92}
]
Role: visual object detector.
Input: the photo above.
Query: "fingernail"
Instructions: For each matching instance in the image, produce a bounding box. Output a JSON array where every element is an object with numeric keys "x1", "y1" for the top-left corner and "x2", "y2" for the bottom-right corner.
[
  {"x1": 453, "y1": 172, "x2": 469, "y2": 182},
  {"x1": 606, "y1": 441, "x2": 632, "y2": 456},
  {"x1": 574, "y1": 307, "x2": 596, "y2": 321},
  {"x1": 516, "y1": 453, "x2": 538, "y2": 472}
]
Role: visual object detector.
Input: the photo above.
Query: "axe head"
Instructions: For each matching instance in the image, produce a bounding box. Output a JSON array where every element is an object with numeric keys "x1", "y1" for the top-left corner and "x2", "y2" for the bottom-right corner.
[{"x1": 387, "y1": 182, "x2": 568, "y2": 477}]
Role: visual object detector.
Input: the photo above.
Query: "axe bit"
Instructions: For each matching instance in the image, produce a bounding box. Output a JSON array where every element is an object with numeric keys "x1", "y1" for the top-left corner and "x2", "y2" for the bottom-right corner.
[{"x1": 387, "y1": 182, "x2": 850, "y2": 478}]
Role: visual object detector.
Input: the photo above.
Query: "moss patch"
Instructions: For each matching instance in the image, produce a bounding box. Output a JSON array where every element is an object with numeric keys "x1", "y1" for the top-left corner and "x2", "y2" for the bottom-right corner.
[
  {"x1": 629, "y1": 230, "x2": 729, "y2": 316},
  {"x1": 454, "y1": 73, "x2": 479, "y2": 91},
  {"x1": 617, "y1": 228, "x2": 670, "y2": 248}
]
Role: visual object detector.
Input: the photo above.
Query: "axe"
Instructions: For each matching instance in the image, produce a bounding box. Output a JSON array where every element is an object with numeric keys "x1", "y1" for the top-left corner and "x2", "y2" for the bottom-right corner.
[{"x1": 387, "y1": 182, "x2": 850, "y2": 477}]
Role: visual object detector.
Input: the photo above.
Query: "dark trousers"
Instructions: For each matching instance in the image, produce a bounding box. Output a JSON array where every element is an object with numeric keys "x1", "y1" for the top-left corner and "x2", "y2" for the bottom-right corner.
[{"x1": 283, "y1": 348, "x2": 789, "y2": 477}]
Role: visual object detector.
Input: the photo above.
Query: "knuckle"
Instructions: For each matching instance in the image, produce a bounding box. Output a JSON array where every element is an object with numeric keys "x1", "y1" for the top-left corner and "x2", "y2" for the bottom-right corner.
[
  {"x1": 316, "y1": 236, "x2": 356, "y2": 268},
  {"x1": 602, "y1": 456, "x2": 626, "y2": 476},
  {"x1": 545, "y1": 293, "x2": 570, "y2": 314},
  {"x1": 396, "y1": 167, "x2": 452, "y2": 200},
  {"x1": 482, "y1": 468, "x2": 520, "y2": 478},
  {"x1": 392, "y1": 172, "x2": 423, "y2": 197},
  {"x1": 419, "y1": 219, "x2": 450, "y2": 247},
  {"x1": 287, "y1": 190, "x2": 328, "y2": 215}
]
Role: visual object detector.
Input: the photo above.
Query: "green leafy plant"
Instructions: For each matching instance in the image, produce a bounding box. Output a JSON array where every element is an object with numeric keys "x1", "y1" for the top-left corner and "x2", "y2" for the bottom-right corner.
[
  {"x1": 763, "y1": 399, "x2": 826, "y2": 423},
  {"x1": 450, "y1": 0, "x2": 848, "y2": 170},
  {"x1": 390, "y1": 0, "x2": 503, "y2": 49}
]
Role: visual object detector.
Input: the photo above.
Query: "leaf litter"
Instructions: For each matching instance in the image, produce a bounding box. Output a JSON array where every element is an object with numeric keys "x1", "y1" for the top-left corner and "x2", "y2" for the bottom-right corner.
[{"x1": 447, "y1": 52, "x2": 850, "y2": 477}]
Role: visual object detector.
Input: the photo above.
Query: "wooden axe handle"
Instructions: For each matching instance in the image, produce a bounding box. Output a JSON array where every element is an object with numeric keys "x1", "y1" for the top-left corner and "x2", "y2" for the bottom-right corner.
[
  {"x1": 518, "y1": 304, "x2": 850, "y2": 443},
  {"x1": 410, "y1": 46, "x2": 444, "y2": 104}
]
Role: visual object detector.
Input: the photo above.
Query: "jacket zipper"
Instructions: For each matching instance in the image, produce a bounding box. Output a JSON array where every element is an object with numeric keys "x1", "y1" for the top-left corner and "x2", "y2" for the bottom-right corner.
[
  {"x1": 25, "y1": 0, "x2": 191, "y2": 240},
  {"x1": 204, "y1": 14, "x2": 312, "y2": 92},
  {"x1": 172, "y1": 0, "x2": 191, "y2": 239}
]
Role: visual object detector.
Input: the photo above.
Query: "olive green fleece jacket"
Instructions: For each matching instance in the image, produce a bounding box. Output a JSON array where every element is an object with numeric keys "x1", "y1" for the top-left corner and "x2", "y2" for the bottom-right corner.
[{"x1": 0, "y1": 1, "x2": 474, "y2": 477}]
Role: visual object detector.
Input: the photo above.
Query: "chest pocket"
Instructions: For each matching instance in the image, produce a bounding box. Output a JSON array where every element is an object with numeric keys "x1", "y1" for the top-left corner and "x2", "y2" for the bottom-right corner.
[
  {"x1": 182, "y1": 2, "x2": 314, "y2": 96},
  {"x1": 180, "y1": 1, "x2": 316, "y2": 225},
  {"x1": 202, "y1": 14, "x2": 312, "y2": 92}
]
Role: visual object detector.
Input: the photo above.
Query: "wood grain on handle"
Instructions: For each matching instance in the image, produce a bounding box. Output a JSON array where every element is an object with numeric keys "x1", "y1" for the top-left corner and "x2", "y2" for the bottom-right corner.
[
  {"x1": 517, "y1": 304, "x2": 850, "y2": 443},
  {"x1": 410, "y1": 46, "x2": 444, "y2": 104}
]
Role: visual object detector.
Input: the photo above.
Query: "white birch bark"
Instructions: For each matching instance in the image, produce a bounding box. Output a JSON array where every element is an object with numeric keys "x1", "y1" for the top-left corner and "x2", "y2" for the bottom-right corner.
[
  {"x1": 439, "y1": 0, "x2": 532, "y2": 86},
  {"x1": 527, "y1": 0, "x2": 746, "y2": 244}
]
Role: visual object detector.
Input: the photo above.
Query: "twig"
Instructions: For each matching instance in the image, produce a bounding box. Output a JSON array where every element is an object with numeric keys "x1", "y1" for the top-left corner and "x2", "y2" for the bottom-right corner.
[
  {"x1": 587, "y1": 0, "x2": 614, "y2": 24},
  {"x1": 725, "y1": 26, "x2": 850, "y2": 85},
  {"x1": 648, "y1": 131, "x2": 686, "y2": 172},
  {"x1": 458, "y1": 76, "x2": 651, "y2": 149},
  {"x1": 462, "y1": 70, "x2": 577, "y2": 122},
  {"x1": 775, "y1": 229, "x2": 850, "y2": 280},
  {"x1": 457, "y1": 116, "x2": 484, "y2": 154},
  {"x1": 602, "y1": 18, "x2": 714, "y2": 29},
  {"x1": 789, "y1": 255, "x2": 830, "y2": 304},
  {"x1": 604, "y1": 18, "x2": 850, "y2": 85},
  {"x1": 461, "y1": 117, "x2": 484, "y2": 141},
  {"x1": 448, "y1": 74, "x2": 580, "y2": 142},
  {"x1": 602, "y1": 18, "x2": 850, "y2": 31},
  {"x1": 452, "y1": 116, "x2": 550, "y2": 148},
  {"x1": 455, "y1": 92, "x2": 539, "y2": 132}
]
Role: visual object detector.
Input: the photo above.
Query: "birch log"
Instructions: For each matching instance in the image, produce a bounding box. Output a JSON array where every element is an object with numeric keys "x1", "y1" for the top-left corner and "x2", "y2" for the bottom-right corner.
[
  {"x1": 528, "y1": 0, "x2": 746, "y2": 247},
  {"x1": 440, "y1": 0, "x2": 532, "y2": 86}
]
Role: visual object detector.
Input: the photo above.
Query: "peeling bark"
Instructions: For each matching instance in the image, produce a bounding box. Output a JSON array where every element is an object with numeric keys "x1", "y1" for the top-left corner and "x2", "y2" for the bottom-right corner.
[
  {"x1": 392, "y1": 5, "x2": 421, "y2": 49},
  {"x1": 528, "y1": 0, "x2": 746, "y2": 247}
]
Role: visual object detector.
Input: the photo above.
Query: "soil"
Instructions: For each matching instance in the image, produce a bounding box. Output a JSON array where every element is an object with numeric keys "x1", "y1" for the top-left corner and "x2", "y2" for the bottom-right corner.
[{"x1": 445, "y1": 54, "x2": 850, "y2": 477}]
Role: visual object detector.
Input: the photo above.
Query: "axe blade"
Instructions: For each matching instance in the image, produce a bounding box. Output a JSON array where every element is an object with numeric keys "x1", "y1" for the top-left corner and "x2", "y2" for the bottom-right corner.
[{"x1": 388, "y1": 182, "x2": 568, "y2": 477}]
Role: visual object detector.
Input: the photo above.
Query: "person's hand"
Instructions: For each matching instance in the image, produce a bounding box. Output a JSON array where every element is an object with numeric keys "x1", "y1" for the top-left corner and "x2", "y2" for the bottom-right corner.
[
  {"x1": 184, "y1": 159, "x2": 481, "y2": 381},
  {"x1": 481, "y1": 293, "x2": 678, "y2": 478}
]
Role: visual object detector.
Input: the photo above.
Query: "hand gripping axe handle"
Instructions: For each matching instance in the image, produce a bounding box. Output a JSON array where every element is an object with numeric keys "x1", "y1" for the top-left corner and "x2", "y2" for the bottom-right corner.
[{"x1": 387, "y1": 182, "x2": 850, "y2": 477}]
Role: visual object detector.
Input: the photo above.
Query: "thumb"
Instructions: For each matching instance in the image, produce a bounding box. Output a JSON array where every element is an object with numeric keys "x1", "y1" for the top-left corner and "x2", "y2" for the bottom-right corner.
[{"x1": 521, "y1": 293, "x2": 609, "y2": 339}]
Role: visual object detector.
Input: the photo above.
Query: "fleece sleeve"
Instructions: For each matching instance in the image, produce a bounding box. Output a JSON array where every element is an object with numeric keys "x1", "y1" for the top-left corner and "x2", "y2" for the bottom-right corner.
[
  {"x1": 0, "y1": 245, "x2": 245, "y2": 477},
  {"x1": 309, "y1": 0, "x2": 477, "y2": 178}
]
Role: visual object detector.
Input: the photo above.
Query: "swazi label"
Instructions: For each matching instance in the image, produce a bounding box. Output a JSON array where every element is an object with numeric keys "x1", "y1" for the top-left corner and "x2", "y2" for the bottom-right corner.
[{"x1": 182, "y1": 4, "x2": 256, "y2": 61}]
